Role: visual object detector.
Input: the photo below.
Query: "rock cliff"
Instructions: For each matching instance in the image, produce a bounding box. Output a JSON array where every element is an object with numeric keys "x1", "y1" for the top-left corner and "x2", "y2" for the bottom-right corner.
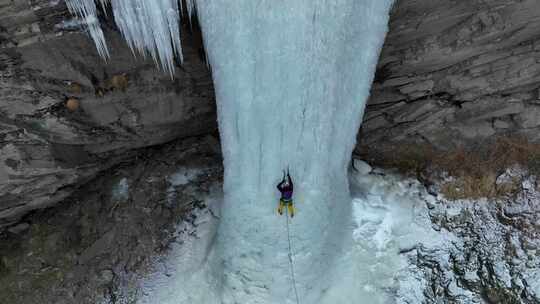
[
  {"x1": 0, "y1": 0, "x2": 215, "y2": 228},
  {"x1": 360, "y1": 0, "x2": 540, "y2": 151}
]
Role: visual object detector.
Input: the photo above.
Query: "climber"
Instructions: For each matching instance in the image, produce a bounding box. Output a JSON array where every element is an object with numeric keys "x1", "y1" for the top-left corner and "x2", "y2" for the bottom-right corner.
[{"x1": 277, "y1": 169, "x2": 294, "y2": 217}]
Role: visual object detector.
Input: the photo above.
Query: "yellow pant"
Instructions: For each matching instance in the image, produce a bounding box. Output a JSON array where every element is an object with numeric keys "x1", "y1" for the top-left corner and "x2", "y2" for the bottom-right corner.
[{"x1": 278, "y1": 199, "x2": 294, "y2": 217}]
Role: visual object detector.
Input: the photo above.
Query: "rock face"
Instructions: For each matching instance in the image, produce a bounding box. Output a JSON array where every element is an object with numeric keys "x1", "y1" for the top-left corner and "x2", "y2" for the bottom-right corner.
[
  {"x1": 360, "y1": 0, "x2": 540, "y2": 150},
  {"x1": 0, "y1": 135, "x2": 222, "y2": 304},
  {"x1": 0, "y1": 1, "x2": 215, "y2": 228},
  {"x1": 404, "y1": 179, "x2": 540, "y2": 304},
  {"x1": 352, "y1": 166, "x2": 539, "y2": 304}
]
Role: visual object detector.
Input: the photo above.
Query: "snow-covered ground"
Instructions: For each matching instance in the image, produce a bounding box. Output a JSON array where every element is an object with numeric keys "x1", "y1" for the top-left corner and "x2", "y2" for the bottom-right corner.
[
  {"x1": 139, "y1": 167, "x2": 223, "y2": 303},
  {"x1": 138, "y1": 162, "x2": 459, "y2": 303},
  {"x1": 322, "y1": 164, "x2": 458, "y2": 304}
]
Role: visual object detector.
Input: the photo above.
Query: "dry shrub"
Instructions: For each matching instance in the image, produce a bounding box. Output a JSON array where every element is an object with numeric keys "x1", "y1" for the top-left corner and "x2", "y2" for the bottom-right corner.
[
  {"x1": 441, "y1": 173, "x2": 521, "y2": 200},
  {"x1": 358, "y1": 143, "x2": 435, "y2": 176},
  {"x1": 498, "y1": 137, "x2": 540, "y2": 176},
  {"x1": 67, "y1": 82, "x2": 82, "y2": 94},
  {"x1": 360, "y1": 136, "x2": 540, "y2": 200},
  {"x1": 441, "y1": 174, "x2": 496, "y2": 200},
  {"x1": 432, "y1": 146, "x2": 485, "y2": 178}
]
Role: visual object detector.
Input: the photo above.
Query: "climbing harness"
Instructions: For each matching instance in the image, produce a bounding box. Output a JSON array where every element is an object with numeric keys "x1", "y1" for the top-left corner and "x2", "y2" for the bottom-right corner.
[{"x1": 285, "y1": 208, "x2": 300, "y2": 304}]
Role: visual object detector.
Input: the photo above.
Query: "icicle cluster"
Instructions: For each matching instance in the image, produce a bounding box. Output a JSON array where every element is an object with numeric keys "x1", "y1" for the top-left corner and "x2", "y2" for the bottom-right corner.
[
  {"x1": 65, "y1": 0, "x2": 109, "y2": 58},
  {"x1": 65, "y1": 0, "x2": 186, "y2": 76}
]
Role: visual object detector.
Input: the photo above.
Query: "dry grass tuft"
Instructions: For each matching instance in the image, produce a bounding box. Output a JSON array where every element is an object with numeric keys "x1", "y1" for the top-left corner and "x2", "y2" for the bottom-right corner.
[
  {"x1": 440, "y1": 173, "x2": 521, "y2": 200},
  {"x1": 358, "y1": 136, "x2": 540, "y2": 200}
]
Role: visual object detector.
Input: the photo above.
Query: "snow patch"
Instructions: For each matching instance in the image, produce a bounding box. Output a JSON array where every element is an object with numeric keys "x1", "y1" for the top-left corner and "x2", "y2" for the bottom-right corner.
[
  {"x1": 320, "y1": 169, "x2": 457, "y2": 304},
  {"x1": 111, "y1": 177, "x2": 129, "y2": 202},
  {"x1": 166, "y1": 168, "x2": 201, "y2": 205},
  {"x1": 352, "y1": 158, "x2": 373, "y2": 175},
  {"x1": 140, "y1": 184, "x2": 222, "y2": 304}
]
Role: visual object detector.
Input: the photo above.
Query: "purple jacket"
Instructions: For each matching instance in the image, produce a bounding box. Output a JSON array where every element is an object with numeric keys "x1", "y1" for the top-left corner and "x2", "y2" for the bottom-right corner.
[{"x1": 277, "y1": 176, "x2": 293, "y2": 201}]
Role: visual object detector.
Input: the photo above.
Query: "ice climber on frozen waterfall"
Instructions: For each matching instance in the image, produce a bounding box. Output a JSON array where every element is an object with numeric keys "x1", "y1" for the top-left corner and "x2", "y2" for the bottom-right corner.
[{"x1": 277, "y1": 169, "x2": 295, "y2": 218}]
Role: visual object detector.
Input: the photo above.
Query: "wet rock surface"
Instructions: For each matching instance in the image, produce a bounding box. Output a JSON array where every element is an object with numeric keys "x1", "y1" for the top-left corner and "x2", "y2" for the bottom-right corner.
[
  {"x1": 0, "y1": 135, "x2": 222, "y2": 304},
  {"x1": 360, "y1": 0, "x2": 540, "y2": 151}
]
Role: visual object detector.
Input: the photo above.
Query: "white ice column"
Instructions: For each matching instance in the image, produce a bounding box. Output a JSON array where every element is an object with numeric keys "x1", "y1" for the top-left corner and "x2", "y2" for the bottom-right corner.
[{"x1": 193, "y1": 1, "x2": 394, "y2": 303}]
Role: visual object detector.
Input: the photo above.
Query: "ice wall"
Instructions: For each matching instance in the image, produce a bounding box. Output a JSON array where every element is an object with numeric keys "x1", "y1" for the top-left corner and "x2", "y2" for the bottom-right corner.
[
  {"x1": 195, "y1": 1, "x2": 393, "y2": 302},
  {"x1": 66, "y1": 0, "x2": 394, "y2": 302}
]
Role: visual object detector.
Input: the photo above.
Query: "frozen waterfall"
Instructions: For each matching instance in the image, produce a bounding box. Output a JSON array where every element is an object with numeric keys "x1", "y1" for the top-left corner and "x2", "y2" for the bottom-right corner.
[{"x1": 67, "y1": 0, "x2": 394, "y2": 303}]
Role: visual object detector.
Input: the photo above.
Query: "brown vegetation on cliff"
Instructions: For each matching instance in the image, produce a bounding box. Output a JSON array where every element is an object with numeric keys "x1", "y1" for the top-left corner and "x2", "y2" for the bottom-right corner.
[{"x1": 357, "y1": 136, "x2": 540, "y2": 200}]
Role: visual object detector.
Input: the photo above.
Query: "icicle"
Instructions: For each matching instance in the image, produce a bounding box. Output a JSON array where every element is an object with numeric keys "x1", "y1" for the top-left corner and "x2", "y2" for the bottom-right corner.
[
  {"x1": 65, "y1": 0, "x2": 109, "y2": 59},
  {"x1": 98, "y1": 0, "x2": 109, "y2": 16},
  {"x1": 65, "y1": 0, "x2": 185, "y2": 76},
  {"x1": 184, "y1": 0, "x2": 197, "y2": 26},
  {"x1": 111, "y1": 0, "x2": 183, "y2": 75}
]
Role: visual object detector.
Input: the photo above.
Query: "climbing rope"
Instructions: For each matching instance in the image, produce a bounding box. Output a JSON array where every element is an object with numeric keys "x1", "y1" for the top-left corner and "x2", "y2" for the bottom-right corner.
[{"x1": 285, "y1": 208, "x2": 301, "y2": 304}]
